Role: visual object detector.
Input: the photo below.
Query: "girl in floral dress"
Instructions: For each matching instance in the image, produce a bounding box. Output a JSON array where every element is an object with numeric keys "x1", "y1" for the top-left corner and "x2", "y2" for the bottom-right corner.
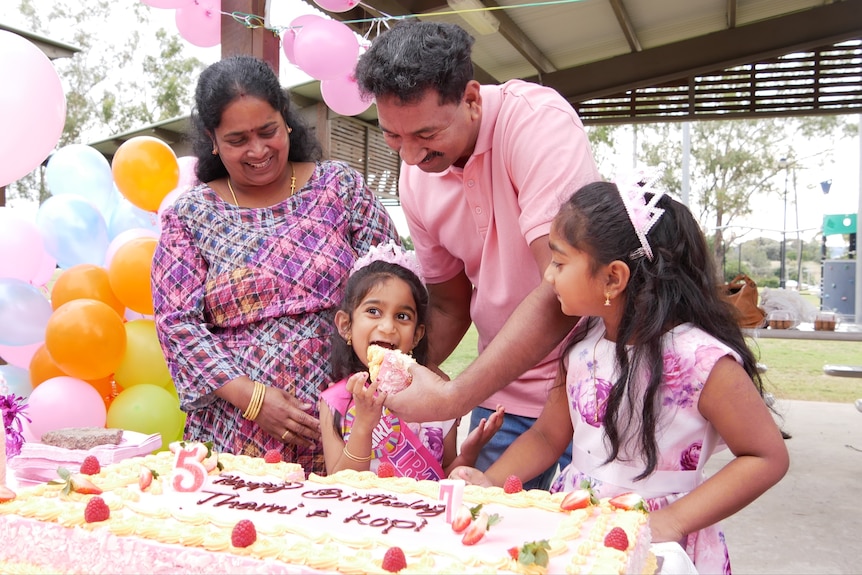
[
  {"x1": 450, "y1": 178, "x2": 789, "y2": 573},
  {"x1": 319, "y1": 242, "x2": 503, "y2": 479}
]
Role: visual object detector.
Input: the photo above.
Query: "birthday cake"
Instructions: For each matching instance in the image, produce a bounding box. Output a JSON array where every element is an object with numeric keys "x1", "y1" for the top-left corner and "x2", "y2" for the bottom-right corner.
[
  {"x1": 367, "y1": 344, "x2": 415, "y2": 394},
  {"x1": 0, "y1": 449, "x2": 654, "y2": 574}
]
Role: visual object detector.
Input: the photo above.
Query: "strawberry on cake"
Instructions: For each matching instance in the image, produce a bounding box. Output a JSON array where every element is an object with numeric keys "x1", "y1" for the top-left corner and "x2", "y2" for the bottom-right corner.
[{"x1": 366, "y1": 344, "x2": 416, "y2": 394}]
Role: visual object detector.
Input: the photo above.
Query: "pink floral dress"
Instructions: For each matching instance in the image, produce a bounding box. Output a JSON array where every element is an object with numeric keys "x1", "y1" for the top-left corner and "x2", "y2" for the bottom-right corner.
[{"x1": 551, "y1": 320, "x2": 735, "y2": 574}]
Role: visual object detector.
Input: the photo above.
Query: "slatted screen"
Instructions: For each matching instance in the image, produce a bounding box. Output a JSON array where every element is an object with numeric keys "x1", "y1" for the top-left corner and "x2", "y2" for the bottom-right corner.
[{"x1": 330, "y1": 116, "x2": 401, "y2": 203}]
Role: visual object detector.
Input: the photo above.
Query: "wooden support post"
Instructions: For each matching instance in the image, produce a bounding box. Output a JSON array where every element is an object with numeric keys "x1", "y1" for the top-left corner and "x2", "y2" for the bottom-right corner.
[{"x1": 220, "y1": 0, "x2": 280, "y2": 73}]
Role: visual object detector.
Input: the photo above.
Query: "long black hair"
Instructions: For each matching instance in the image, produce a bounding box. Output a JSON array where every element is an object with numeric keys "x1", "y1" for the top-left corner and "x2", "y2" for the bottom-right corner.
[
  {"x1": 189, "y1": 55, "x2": 322, "y2": 183},
  {"x1": 330, "y1": 261, "x2": 430, "y2": 381},
  {"x1": 555, "y1": 181, "x2": 767, "y2": 479}
]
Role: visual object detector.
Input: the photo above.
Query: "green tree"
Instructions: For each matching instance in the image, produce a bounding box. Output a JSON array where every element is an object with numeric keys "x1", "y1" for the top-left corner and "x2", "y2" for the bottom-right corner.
[
  {"x1": 637, "y1": 116, "x2": 851, "y2": 269},
  {"x1": 6, "y1": 0, "x2": 205, "y2": 204}
]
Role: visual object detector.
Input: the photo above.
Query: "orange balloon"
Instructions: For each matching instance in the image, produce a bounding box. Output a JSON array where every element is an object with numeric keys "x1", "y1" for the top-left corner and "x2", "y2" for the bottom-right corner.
[
  {"x1": 29, "y1": 343, "x2": 67, "y2": 387},
  {"x1": 86, "y1": 375, "x2": 123, "y2": 409},
  {"x1": 107, "y1": 237, "x2": 157, "y2": 315},
  {"x1": 51, "y1": 263, "x2": 125, "y2": 316},
  {"x1": 45, "y1": 299, "x2": 127, "y2": 380},
  {"x1": 112, "y1": 136, "x2": 179, "y2": 212}
]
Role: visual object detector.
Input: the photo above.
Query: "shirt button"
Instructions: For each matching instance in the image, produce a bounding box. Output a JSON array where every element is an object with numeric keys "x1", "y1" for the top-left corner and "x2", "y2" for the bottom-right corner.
[
  {"x1": 475, "y1": 207, "x2": 482, "y2": 214},
  {"x1": 467, "y1": 180, "x2": 475, "y2": 187}
]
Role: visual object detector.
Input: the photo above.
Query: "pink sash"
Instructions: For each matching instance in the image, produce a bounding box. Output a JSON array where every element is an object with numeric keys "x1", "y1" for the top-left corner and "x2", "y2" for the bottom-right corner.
[{"x1": 321, "y1": 381, "x2": 446, "y2": 481}]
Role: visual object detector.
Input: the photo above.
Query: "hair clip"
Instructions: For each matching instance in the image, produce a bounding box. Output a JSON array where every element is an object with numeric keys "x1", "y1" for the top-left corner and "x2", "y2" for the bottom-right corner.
[
  {"x1": 351, "y1": 240, "x2": 425, "y2": 283},
  {"x1": 614, "y1": 168, "x2": 666, "y2": 261}
]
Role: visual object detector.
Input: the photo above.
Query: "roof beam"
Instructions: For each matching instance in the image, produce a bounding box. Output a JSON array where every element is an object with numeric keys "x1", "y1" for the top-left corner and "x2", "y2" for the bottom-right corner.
[
  {"x1": 608, "y1": 0, "x2": 641, "y2": 52},
  {"x1": 528, "y1": 0, "x2": 862, "y2": 103},
  {"x1": 306, "y1": 0, "x2": 500, "y2": 82},
  {"x1": 726, "y1": 0, "x2": 737, "y2": 29},
  {"x1": 484, "y1": 0, "x2": 556, "y2": 74}
]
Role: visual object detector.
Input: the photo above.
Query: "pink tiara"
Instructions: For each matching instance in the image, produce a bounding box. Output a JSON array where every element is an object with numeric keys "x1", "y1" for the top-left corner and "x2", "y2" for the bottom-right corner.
[
  {"x1": 351, "y1": 240, "x2": 425, "y2": 283},
  {"x1": 613, "y1": 168, "x2": 666, "y2": 261}
]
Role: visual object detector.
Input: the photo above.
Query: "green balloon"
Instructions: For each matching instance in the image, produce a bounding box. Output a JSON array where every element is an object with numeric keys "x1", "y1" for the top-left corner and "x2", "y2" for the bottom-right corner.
[
  {"x1": 113, "y1": 319, "x2": 173, "y2": 390},
  {"x1": 106, "y1": 383, "x2": 184, "y2": 451}
]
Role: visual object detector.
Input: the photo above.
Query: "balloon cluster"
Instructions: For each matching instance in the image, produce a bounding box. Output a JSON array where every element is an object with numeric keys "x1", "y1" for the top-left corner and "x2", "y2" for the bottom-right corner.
[
  {"x1": 0, "y1": 136, "x2": 199, "y2": 452},
  {"x1": 281, "y1": 6, "x2": 372, "y2": 117},
  {"x1": 140, "y1": 0, "x2": 373, "y2": 116}
]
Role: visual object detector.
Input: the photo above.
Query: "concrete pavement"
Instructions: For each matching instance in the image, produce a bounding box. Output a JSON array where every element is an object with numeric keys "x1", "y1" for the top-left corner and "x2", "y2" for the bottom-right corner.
[{"x1": 706, "y1": 399, "x2": 862, "y2": 574}]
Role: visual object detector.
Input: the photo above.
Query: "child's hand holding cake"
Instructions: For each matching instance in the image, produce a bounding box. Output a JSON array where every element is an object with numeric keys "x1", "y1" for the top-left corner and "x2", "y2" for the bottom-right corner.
[{"x1": 367, "y1": 344, "x2": 416, "y2": 395}]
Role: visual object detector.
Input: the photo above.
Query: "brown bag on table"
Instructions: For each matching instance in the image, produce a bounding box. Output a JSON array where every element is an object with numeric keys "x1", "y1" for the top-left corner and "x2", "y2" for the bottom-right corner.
[{"x1": 720, "y1": 274, "x2": 766, "y2": 328}]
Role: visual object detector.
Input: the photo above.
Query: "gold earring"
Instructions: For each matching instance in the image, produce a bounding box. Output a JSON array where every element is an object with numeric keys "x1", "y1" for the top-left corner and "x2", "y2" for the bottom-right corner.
[
  {"x1": 212, "y1": 149, "x2": 218, "y2": 156},
  {"x1": 604, "y1": 292, "x2": 611, "y2": 307},
  {"x1": 346, "y1": 335, "x2": 352, "y2": 346}
]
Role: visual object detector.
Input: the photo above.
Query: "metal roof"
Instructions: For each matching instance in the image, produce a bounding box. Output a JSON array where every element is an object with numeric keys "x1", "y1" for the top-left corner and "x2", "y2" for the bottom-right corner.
[
  {"x1": 311, "y1": 0, "x2": 862, "y2": 123},
  {"x1": 88, "y1": 0, "x2": 862, "y2": 157},
  {"x1": 0, "y1": 22, "x2": 80, "y2": 59}
]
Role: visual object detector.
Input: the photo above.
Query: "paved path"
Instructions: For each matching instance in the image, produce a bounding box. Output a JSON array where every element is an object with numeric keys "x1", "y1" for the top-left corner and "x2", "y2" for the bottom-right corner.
[{"x1": 707, "y1": 399, "x2": 862, "y2": 574}]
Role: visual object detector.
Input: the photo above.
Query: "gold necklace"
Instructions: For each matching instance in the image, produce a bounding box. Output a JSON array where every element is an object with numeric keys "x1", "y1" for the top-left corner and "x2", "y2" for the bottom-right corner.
[{"x1": 226, "y1": 162, "x2": 296, "y2": 206}]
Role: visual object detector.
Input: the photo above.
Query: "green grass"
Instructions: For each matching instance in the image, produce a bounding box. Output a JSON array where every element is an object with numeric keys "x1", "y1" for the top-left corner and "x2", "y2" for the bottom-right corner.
[{"x1": 440, "y1": 325, "x2": 862, "y2": 403}]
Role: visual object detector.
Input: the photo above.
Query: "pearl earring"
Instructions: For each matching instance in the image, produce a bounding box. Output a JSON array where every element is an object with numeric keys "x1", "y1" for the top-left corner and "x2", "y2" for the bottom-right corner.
[{"x1": 604, "y1": 292, "x2": 611, "y2": 307}]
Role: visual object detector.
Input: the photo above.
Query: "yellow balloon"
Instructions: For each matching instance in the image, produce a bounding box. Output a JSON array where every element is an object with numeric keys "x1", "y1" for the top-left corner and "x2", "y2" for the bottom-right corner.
[
  {"x1": 108, "y1": 237, "x2": 157, "y2": 315},
  {"x1": 112, "y1": 136, "x2": 179, "y2": 212},
  {"x1": 106, "y1": 384, "x2": 184, "y2": 452},
  {"x1": 113, "y1": 319, "x2": 173, "y2": 389}
]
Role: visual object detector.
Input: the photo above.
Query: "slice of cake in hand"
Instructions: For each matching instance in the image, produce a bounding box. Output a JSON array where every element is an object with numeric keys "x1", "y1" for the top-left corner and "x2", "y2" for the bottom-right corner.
[{"x1": 367, "y1": 345, "x2": 416, "y2": 395}]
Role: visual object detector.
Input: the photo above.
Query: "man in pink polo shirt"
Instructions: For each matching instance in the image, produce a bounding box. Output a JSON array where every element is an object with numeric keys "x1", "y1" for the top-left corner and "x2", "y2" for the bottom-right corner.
[{"x1": 355, "y1": 20, "x2": 600, "y2": 489}]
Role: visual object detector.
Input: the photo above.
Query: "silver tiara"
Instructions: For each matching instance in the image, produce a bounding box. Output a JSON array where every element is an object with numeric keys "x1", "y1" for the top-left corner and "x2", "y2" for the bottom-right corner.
[
  {"x1": 351, "y1": 240, "x2": 425, "y2": 283},
  {"x1": 614, "y1": 168, "x2": 666, "y2": 261}
]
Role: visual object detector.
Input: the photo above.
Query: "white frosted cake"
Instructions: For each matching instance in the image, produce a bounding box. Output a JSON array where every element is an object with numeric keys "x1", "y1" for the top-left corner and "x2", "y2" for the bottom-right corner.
[{"x1": 0, "y1": 449, "x2": 654, "y2": 574}]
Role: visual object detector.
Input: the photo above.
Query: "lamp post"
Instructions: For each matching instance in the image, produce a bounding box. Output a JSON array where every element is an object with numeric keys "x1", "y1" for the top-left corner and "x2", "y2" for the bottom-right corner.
[{"x1": 778, "y1": 157, "x2": 789, "y2": 289}]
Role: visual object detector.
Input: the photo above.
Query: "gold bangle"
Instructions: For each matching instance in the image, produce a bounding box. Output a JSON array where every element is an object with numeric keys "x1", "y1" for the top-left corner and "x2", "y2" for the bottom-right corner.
[
  {"x1": 342, "y1": 445, "x2": 374, "y2": 462},
  {"x1": 242, "y1": 381, "x2": 266, "y2": 421}
]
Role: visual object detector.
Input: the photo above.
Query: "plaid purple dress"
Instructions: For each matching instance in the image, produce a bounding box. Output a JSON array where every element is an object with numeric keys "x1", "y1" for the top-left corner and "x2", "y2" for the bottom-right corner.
[{"x1": 152, "y1": 161, "x2": 399, "y2": 475}]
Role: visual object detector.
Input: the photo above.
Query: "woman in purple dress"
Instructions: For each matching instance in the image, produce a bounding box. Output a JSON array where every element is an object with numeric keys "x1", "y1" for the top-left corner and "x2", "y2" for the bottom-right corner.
[{"x1": 152, "y1": 56, "x2": 398, "y2": 475}]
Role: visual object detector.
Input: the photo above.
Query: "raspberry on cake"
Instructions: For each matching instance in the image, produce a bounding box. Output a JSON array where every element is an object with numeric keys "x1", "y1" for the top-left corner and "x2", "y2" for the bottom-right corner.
[{"x1": 366, "y1": 344, "x2": 416, "y2": 394}]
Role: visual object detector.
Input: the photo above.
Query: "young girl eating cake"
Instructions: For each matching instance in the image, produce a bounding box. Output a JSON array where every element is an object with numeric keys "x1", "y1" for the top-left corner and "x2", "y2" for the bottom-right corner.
[{"x1": 319, "y1": 241, "x2": 504, "y2": 479}]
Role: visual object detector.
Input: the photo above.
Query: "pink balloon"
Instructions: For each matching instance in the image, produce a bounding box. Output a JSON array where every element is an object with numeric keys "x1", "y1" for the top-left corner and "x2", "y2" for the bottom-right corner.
[
  {"x1": 321, "y1": 74, "x2": 373, "y2": 116},
  {"x1": 142, "y1": 0, "x2": 192, "y2": 7},
  {"x1": 175, "y1": 0, "x2": 221, "y2": 48},
  {"x1": 177, "y1": 156, "x2": 199, "y2": 189},
  {"x1": 29, "y1": 248, "x2": 58, "y2": 288},
  {"x1": 284, "y1": 15, "x2": 324, "y2": 65},
  {"x1": 0, "y1": 208, "x2": 42, "y2": 282},
  {"x1": 0, "y1": 32, "x2": 66, "y2": 187},
  {"x1": 0, "y1": 341, "x2": 42, "y2": 369},
  {"x1": 294, "y1": 19, "x2": 359, "y2": 81},
  {"x1": 313, "y1": 0, "x2": 360, "y2": 12},
  {"x1": 26, "y1": 376, "x2": 107, "y2": 439},
  {"x1": 158, "y1": 188, "x2": 183, "y2": 217}
]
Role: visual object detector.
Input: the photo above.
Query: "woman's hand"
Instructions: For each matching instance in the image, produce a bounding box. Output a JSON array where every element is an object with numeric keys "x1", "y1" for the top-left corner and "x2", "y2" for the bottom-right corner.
[
  {"x1": 346, "y1": 372, "x2": 386, "y2": 435},
  {"x1": 448, "y1": 465, "x2": 493, "y2": 487},
  {"x1": 256, "y1": 386, "x2": 321, "y2": 449}
]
